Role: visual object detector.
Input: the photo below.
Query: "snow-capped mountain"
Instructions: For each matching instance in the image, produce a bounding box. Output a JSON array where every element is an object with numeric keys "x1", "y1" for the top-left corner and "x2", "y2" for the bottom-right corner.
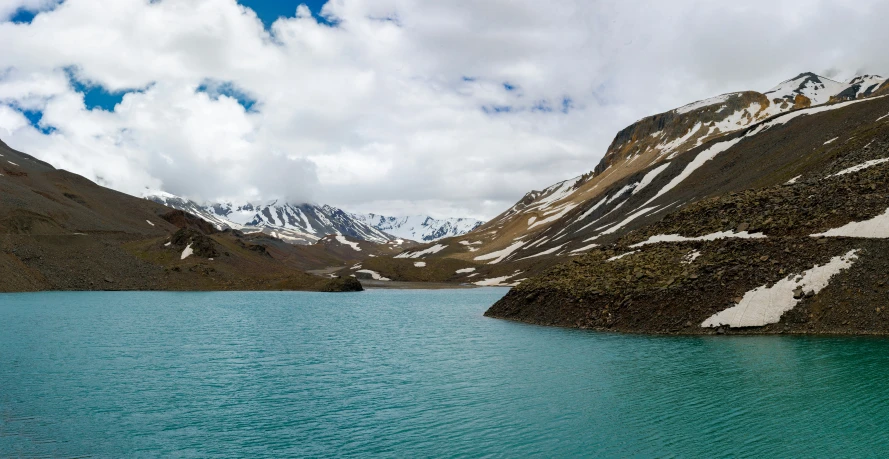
[
  {"x1": 143, "y1": 192, "x2": 393, "y2": 245},
  {"x1": 355, "y1": 214, "x2": 484, "y2": 242},
  {"x1": 831, "y1": 74, "x2": 885, "y2": 101},
  {"x1": 429, "y1": 71, "x2": 889, "y2": 269},
  {"x1": 143, "y1": 192, "x2": 482, "y2": 245},
  {"x1": 763, "y1": 72, "x2": 848, "y2": 105}
]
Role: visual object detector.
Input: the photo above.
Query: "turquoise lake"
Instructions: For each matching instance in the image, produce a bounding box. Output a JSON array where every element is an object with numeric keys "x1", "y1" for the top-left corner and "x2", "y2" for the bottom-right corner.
[{"x1": 3, "y1": 288, "x2": 889, "y2": 457}]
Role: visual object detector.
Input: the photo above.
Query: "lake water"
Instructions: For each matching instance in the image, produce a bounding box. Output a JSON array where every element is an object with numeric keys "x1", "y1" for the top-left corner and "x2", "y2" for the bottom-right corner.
[{"x1": 3, "y1": 289, "x2": 889, "y2": 457}]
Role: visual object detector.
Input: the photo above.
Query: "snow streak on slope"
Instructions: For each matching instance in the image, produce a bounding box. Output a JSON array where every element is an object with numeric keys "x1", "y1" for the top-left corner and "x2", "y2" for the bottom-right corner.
[
  {"x1": 474, "y1": 241, "x2": 526, "y2": 264},
  {"x1": 394, "y1": 244, "x2": 448, "y2": 259},
  {"x1": 812, "y1": 208, "x2": 889, "y2": 238},
  {"x1": 630, "y1": 231, "x2": 767, "y2": 247},
  {"x1": 702, "y1": 250, "x2": 859, "y2": 328},
  {"x1": 675, "y1": 94, "x2": 732, "y2": 114},
  {"x1": 642, "y1": 124, "x2": 768, "y2": 208}
]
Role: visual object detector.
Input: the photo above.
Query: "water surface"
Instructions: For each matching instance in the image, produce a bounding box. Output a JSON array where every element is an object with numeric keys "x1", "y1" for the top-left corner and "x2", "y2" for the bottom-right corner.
[{"x1": 2, "y1": 289, "x2": 889, "y2": 457}]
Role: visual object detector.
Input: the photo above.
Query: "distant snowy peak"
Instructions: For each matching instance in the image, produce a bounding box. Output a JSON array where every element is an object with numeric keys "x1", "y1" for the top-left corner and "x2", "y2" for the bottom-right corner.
[
  {"x1": 764, "y1": 72, "x2": 846, "y2": 105},
  {"x1": 142, "y1": 191, "x2": 393, "y2": 245},
  {"x1": 832, "y1": 74, "x2": 886, "y2": 102},
  {"x1": 142, "y1": 190, "x2": 243, "y2": 231},
  {"x1": 356, "y1": 213, "x2": 484, "y2": 242},
  {"x1": 243, "y1": 202, "x2": 393, "y2": 243}
]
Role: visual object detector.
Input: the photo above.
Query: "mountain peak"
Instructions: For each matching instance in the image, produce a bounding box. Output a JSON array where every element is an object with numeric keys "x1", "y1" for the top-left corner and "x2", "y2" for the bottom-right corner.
[{"x1": 764, "y1": 72, "x2": 844, "y2": 105}]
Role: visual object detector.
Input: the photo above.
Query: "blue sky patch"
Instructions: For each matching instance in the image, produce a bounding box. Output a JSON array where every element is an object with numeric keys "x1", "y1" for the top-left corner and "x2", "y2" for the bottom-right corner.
[
  {"x1": 561, "y1": 97, "x2": 574, "y2": 114},
  {"x1": 18, "y1": 108, "x2": 56, "y2": 134},
  {"x1": 5, "y1": 0, "x2": 62, "y2": 24},
  {"x1": 8, "y1": 8, "x2": 37, "y2": 24},
  {"x1": 482, "y1": 105, "x2": 513, "y2": 114},
  {"x1": 196, "y1": 80, "x2": 258, "y2": 112},
  {"x1": 532, "y1": 101, "x2": 553, "y2": 113},
  {"x1": 65, "y1": 68, "x2": 140, "y2": 111},
  {"x1": 237, "y1": 0, "x2": 337, "y2": 27}
]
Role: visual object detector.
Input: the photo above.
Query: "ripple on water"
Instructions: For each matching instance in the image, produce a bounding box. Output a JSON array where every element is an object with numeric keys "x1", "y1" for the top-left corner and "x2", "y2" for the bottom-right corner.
[{"x1": 3, "y1": 290, "x2": 889, "y2": 457}]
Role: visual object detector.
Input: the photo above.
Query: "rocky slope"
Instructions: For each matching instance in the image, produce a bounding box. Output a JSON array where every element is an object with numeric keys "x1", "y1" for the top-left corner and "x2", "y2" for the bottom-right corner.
[
  {"x1": 0, "y1": 141, "x2": 363, "y2": 293},
  {"x1": 484, "y1": 84, "x2": 889, "y2": 334},
  {"x1": 370, "y1": 73, "x2": 888, "y2": 287}
]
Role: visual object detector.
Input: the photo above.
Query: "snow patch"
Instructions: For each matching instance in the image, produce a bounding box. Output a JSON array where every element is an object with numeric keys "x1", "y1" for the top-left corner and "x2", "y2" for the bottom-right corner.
[
  {"x1": 474, "y1": 272, "x2": 523, "y2": 286},
  {"x1": 830, "y1": 158, "x2": 889, "y2": 177},
  {"x1": 702, "y1": 250, "x2": 859, "y2": 328},
  {"x1": 632, "y1": 163, "x2": 671, "y2": 195},
  {"x1": 675, "y1": 94, "x2": 731, "y2": 114},
  {"x1": 356, "y1": 269, "x2": 391, "y2": 281},
  {"x1": 180, "y1": 244, "x2": 194, "y2": 260},
  {"x1": 395, "y1": 244, "x2": 447, "y2": 259},
  {"x1": 606, "y1": 183, "x2": 638, "y2": 204},
  {"x1": 8, "y1": 161, "x2": 19, "y2": 166},
  {"x1": 812, "y1": 207, "x2": 889, "y2": 238},
  {"x1": 631, "y1": 231, "x2": 766, "y2": 247},
  {"x1": 335, "y1": 235, "x2": 362, "y2": 251},
  {"x1": 146, "y1": 220, "x2": 155, "y2": 227},
  {"x1": 414, "y1": 261, "x2": 426, "y2": 267},
  {"x1": 474, "y1": 241, "x2": 526, "y2": 264},
  {"x1": 586, "y1": 205, "x2": 662, "y2": 241},
  {"x1": 517, "y1": 244, "x2": 566, "y2": 260},
  {"x1": 570, "y1": 243, "x2": 600, "y2": 254},
  {"x1": 682, "y1": 250, "x2": 702, "y2": 264},
  {"x1": 786, "y1": 175, "x2": 802, "y2": 184},
  {"x1": 607, "y1": 251, "x2": 638, "y2": 262},
  {"x1": 529, "y1": 203, "x2": 578, "y2": 229},
  {"x1": 455, "y1": 267, "x2": 476, "y2": 274},
  {"x1": 824, "y1": 137, "x2": 839, "y2": 145},
  {"x1": 643, "y1": 129, "x2": 756, "y2": 207}
]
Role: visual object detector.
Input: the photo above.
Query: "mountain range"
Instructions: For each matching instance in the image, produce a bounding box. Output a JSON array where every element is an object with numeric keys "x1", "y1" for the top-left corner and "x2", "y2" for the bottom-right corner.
[
  {"x1": 5, "y1": 70, "x2": 889, "y2": 335},
  {"x1": 142, "y1": 191, "x2": 483, "y2": 245}
]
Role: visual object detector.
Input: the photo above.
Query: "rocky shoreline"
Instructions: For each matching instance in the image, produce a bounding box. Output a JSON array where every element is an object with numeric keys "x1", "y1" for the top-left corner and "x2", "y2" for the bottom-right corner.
[{"x1": 486, "y1": 236, "x2": 889, "y2": 335}]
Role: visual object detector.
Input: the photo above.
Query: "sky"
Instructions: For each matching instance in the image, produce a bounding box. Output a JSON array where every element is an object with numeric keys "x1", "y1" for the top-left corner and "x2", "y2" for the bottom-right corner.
[{"x1": 0, "y1": 0, "x2": 888, "y2": 219}]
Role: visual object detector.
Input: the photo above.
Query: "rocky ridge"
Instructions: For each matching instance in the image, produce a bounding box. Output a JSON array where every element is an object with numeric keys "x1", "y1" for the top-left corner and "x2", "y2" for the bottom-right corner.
[
  {"x1": 415, "y1": 73, "x2": 887, "y2": 273},
  {"x1": 0, "y1": 141, "x2": 365, "y2": 293},
  {"x1": 482, "y1": 83, "x2": 889, "y2": 334}
]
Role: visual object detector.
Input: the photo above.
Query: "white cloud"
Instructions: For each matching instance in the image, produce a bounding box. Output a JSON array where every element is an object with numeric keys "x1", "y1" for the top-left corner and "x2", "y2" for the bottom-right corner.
[{"x1": 0, "y1": 0, "x2": 888, "y2": 219}]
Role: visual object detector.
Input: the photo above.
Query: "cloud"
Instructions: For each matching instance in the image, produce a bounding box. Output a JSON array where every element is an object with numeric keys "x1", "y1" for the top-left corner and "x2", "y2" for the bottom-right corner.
[{"x1": 0, "y1": 0, "x2": 888, "y2": 219}]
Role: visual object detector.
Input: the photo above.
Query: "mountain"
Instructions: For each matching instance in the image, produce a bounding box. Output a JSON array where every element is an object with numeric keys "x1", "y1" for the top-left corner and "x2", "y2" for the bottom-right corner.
[
  {"x1": 486, "y1": 91, "x2": 889, "y2": 334},
  {"x1": 763, "y1": 72, "x2": 849, "y2": 105},
  {"x1": 0, "y1": 143, "x2": 362, "y2": 293},
  {"x1": 362, "y1": 72, "x2": 889, "y2": 336},
  {"x1": 355, "y1": 214, "x2": 484, "y2": 242},
  {"x1": 144, "y1": 192, "x2": 482, "y2": 245},
  {"x1": 143, "y1": 192, "x2": 394, "y2": 245},
  {"x1": 381, "y1": 72, "x2": 887, "y2": 272}
]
